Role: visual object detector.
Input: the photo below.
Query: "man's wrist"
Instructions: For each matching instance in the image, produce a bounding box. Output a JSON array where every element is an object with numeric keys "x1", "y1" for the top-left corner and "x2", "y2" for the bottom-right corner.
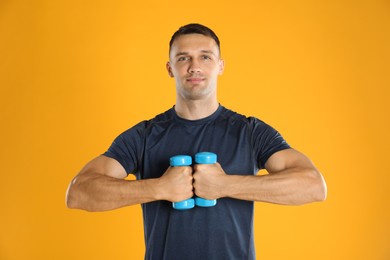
[{"x1": 218, "y1": 174, "x2": 233, "y2": 198}]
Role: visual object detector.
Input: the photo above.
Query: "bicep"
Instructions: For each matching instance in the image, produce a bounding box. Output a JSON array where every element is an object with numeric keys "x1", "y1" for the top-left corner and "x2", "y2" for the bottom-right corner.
[
  {"x1": 78, "y1": 155, "x2": 128, "y2": 179},
  {"x1": 265, "y1": 148, "x2": 316, "y2": 174}
]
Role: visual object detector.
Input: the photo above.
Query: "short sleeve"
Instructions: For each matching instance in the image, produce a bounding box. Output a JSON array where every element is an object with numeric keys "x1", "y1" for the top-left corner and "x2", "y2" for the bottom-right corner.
[
  {"x1": 250, "y1": 118, "x2": 291, "y2": 169},
  {"x1": 103, "y1": 121, "x2": 146, "y2": 176}
]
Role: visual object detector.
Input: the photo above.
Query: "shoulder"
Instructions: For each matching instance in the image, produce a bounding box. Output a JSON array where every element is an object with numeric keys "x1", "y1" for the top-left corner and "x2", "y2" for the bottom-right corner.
[
  {"x1": 219, "y1": 106, "x2": 247, "y2": 123},
  {"x1": 118, "y1": 108, "x2": 175, "y2": 138},
  {"x1": 219, "y1": 106, "x2": 268, "y2": 128}
]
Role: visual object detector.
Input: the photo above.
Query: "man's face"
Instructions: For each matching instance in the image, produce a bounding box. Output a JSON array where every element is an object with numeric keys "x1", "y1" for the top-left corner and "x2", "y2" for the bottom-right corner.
[{"x1": 167, "y1": 34, "x2": 224, "y2": 101}]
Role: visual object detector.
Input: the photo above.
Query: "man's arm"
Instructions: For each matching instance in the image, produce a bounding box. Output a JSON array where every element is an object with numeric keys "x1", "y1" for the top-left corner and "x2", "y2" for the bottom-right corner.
[
  {"x1": 193, "y1": 148, "x2": 327, "y2": 205},
  {"x1": 66, "y1": 155, "x2": 194, "y2": 212}
]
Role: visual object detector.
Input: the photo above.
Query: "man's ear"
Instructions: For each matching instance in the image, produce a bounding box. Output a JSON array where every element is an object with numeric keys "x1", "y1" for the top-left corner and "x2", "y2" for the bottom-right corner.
[
  {"x1": 166, "y1": 62, "x2": 174, "y2": 77},
  {"x1": 218, "y1": 59, "x2": 225, "y2": 75}
]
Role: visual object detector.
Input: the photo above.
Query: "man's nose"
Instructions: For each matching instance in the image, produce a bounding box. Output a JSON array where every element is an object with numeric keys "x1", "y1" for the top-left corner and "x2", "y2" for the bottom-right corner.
[{"x1": 188, "y1": 60, "x2": 201, "y2": 73}]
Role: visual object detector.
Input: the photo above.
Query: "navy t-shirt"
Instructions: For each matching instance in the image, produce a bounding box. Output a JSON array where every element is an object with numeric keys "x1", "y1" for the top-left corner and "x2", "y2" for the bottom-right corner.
[{"x1": 104, "y1": 105, "x2": 290, "y2": 260}]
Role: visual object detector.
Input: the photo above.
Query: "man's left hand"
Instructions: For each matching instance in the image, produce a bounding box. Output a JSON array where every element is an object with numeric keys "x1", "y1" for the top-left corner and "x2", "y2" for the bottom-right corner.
[{"x1": 193, "y1": 162, "x2": 227, "y2": 200}]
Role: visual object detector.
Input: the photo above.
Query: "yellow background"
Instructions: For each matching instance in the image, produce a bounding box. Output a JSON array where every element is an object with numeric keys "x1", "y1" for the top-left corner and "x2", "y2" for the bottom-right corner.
[{"x1": 1, "y1": 0, "x2": 389, "y2": 259}]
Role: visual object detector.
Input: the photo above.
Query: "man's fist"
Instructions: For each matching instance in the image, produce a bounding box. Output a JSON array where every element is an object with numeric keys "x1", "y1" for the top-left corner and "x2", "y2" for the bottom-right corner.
[
  {"x1": 193, "y1": 163, "x2": 226, "y2": 200},
  {"x1": 158, "y1": 166, "x2": 194, "y2": 202}
]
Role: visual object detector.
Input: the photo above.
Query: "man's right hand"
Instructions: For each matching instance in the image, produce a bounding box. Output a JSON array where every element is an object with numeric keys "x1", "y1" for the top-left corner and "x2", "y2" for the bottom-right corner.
[{"x1": 157, "y1": 166, "x2": 194, "y2": 202}]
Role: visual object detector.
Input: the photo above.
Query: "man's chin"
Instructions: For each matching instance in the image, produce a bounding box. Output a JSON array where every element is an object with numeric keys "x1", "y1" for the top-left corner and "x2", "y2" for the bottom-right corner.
[{"x1": 184, "y1": 89, "x2": 214, "y2": 101}]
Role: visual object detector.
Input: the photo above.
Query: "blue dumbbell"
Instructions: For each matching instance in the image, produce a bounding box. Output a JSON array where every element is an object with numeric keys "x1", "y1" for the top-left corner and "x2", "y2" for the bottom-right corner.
[
  {"x1": 170, "y1": 155, "x2": 195, "y2": 210},
  {"x1": 194, "y1": 152, "x2": 218, "y2": 207}
]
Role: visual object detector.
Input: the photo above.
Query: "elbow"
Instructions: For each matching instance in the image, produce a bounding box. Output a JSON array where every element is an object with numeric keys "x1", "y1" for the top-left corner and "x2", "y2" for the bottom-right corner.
[
  {"x1": 65, "y1": 175, "x2": 102, "y2": 212},
  {"x1": 310, "y1": 169, "x2": 327, "y2": 202},
  {"x1": 65, "y1": 176, "x2": 83, "y2": 210},
  {"x1": 65, "y1": 181, "x2": 77, "y2": 209},
  {"x1": 66, "y1": 196, "x2": 76, "y2": 209}
]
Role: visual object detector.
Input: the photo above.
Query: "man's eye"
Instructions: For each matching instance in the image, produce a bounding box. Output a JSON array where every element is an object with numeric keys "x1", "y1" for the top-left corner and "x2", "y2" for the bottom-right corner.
[
  {"x1": 202, "y1": 55, "x2": 211, "y2": 60},
  {"x1": 178, "y1": 57, "x2": 188, "y2": 62}
]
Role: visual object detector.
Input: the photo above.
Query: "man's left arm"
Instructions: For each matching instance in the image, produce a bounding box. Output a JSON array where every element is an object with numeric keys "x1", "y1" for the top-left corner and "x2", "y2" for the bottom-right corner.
[{"x1": 193, "y1": 148, "x2": 327, "y2": 205}]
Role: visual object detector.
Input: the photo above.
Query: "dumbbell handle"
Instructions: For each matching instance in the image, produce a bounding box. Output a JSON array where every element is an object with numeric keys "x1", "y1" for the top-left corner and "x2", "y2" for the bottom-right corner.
[
  {"x1": 195, "y1": 152, "x2": 218, "y2": 207},
  {"x1": 170, "y1": 155, "x2": 194, "y2": 210}
]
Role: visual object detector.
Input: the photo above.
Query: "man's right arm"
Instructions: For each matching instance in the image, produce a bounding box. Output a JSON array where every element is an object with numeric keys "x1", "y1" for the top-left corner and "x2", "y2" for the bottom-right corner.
[{"x1": 65, "y1": 155, "x2": 193, "y2": 212}]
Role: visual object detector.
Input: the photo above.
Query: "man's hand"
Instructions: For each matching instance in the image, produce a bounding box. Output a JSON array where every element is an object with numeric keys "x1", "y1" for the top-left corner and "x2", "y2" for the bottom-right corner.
[
  {"x1": 158, "y1": 166, "x2": 194, "y2": 202},
  {"x1": 193, "y1": 163, "x2": 227, "y2": 200}
]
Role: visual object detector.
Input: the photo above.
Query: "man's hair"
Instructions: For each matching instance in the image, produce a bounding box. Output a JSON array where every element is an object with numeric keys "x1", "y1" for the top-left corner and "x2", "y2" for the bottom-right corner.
[{"x1": 169, "y1": 23, "x2": 221, "y2": 55}]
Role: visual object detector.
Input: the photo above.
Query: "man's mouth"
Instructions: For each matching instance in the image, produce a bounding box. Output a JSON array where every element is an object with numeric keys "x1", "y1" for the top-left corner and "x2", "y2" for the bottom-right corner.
[{"x1": 186, "y1": 77, "x2": 205, "y2": 83}]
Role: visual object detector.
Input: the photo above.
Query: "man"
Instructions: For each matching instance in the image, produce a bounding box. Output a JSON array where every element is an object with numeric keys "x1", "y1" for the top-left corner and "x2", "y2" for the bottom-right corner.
[{"x1": 66, "y1": 23, "x2": 327, "y2": 260}]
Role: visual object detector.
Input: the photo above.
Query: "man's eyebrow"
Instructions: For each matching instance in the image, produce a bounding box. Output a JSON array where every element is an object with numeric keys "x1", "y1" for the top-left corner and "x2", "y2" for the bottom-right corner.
[
  {"x1": 174, "y1": 50, "x2": 217, "y2": 57},
  {"x1": 175, "y1": 52, "x2": 189, "y2": 57}
]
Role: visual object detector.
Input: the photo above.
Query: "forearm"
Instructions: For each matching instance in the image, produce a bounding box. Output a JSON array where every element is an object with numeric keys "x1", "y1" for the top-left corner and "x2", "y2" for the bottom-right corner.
[
  {"x1": 66, "y1": 173, "x2": 160, "y2": 212},
  {"x1": 221, "y1": 168, "x2": 327, "y2": 205}
]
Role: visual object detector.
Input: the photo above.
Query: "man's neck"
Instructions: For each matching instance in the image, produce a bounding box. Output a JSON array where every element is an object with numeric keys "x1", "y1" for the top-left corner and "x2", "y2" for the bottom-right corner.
[{"x1": 174, "y1": 98, "x2": 219, "y2": 120}]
